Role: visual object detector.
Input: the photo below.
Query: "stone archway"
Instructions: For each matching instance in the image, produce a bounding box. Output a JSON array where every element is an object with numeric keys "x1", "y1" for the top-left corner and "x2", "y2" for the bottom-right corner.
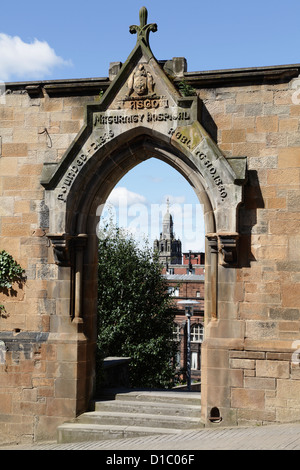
[{"x1": 41, "y1": 7, "x2": 247, "y2": 424}]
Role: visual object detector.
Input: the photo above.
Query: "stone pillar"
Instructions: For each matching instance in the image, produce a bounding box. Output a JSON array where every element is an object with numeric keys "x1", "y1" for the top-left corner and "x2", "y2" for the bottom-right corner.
[
  {"x1": 73, "y1": 234, "x2": 88, "y2": 324},
  {"x1": 201, "y1": 234, "x2": 218, "y2": 425},
  {"x1": 41, "y1": 233, "x2": 89, "y2": 433},
  {"x1": 206, "y1": 234, "x2": 218, "y2": 321},
  {"x1": 201, "y1": 233, "x2": 244, "y2": 427}
]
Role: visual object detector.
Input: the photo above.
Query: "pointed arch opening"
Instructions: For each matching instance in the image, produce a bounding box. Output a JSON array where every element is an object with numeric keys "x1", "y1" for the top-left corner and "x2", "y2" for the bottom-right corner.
[
  {"x1": 42, "y1": 106, "x2": 246, "y2": 419},
  {"x1": 96, "y1": 155, "x2": 206, "y2": 390},
  {"x1": 67, "y1": 130, "x2": 216, "y2": 397}
]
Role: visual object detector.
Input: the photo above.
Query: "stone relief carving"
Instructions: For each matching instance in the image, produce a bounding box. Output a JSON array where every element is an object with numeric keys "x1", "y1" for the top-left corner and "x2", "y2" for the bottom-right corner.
[
  {"x1": 127, "y1": 64, "x2": 155, "y2": 97},
  {"x1": 114, "y1": 61, "x2": 169, "y2": 110}
]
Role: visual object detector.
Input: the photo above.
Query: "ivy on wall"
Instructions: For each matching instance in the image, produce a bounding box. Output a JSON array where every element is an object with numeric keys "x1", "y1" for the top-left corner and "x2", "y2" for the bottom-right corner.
[
  {"x1": 0, "y1": 250, "x2": 25, "y2": 316},
  {"x1": 178, "y1": 80, "x2": 196, "y2": 97}
]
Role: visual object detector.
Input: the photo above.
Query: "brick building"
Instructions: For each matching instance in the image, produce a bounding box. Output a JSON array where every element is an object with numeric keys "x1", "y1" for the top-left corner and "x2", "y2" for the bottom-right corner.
[
  {"x1": 167, "y1": 271, "x2": 204, "y2": 384},
  {"x1": 154, "y1": 204, "x2": 205, "y2": 383}
]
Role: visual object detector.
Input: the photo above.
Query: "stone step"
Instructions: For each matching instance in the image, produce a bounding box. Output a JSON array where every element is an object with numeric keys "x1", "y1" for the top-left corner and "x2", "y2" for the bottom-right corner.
[
  {"x1": 93, "y1": 399, "x2": 201, "y2": 417},
  {"x1": 99, "y1": 388, "x2": 202, "y2": 406},
  {"x1": 57, "y1": 423, "x2": 181, "y2": 444},
  {"x1": 76, "y1": 410, "x2": 202, "y2": 429},
  {"x1": 57, "y1": 389, "x2": 203, "y2": 444}
]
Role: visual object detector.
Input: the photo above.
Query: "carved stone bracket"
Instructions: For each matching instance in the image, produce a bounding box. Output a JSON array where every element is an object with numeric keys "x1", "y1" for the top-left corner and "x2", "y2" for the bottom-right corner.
[
  {"x1": 47, "y1": 233, "x2": 88, "y2": 267},
  {"x1": 206, "y1": 233, "x2": 239, "y2": 267},
  {"x1": 47, "y1": 233, "x2": 88, "y2": 325},
  {"x1": 218, "y1": 234, "x2": 239, "y2": 267},
  {"x1": 206, "y1": 234, "x2": 218, "y2": 255},
  {"x1": 47, "y1": 233, "x2": 72, "y2": 266}
]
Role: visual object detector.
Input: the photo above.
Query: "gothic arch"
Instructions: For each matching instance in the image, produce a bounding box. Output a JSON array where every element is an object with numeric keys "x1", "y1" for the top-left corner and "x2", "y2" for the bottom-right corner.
[
  {"x1": 59, "y1": 127, "x2": 216, "y2": 236},
  {"x1": 43, "y1": 122, "x2": 246, "y2": 263},
  {"x1": 40, "y1": 7, "x2": 247, "y2": 423}
]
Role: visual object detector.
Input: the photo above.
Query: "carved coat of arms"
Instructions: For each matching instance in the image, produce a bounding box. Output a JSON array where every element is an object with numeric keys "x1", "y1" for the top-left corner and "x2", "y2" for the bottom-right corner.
[{"x1": 127, "y1": 64, "x2": 155, "y2": 97}]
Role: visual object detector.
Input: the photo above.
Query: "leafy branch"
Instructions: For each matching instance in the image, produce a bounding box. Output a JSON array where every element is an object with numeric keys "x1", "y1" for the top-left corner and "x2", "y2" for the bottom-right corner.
[
  {"x1": 0, "y1": 250, "x2": 25, "y2": 316},
  {"x1": 178, "y1": 80, "x2": 196, "y2": 97}
]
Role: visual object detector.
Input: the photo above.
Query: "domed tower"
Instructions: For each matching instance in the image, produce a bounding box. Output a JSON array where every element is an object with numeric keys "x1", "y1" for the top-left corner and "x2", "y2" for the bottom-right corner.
[{"x1": 153, "y1": 199, "x2": 182, "y2": 266}]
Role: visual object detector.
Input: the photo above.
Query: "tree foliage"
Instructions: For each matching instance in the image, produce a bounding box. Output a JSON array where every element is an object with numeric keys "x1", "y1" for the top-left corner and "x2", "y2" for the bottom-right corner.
[
  {"x1": 0, "y1": 250, "x2": 25, "y2": 315},
  {"x1": 97, "y1": 224, "x2": 177, "y2": 389},
  {"x1": 0, "y1": 250, "x2": 25, "y2": 289}
]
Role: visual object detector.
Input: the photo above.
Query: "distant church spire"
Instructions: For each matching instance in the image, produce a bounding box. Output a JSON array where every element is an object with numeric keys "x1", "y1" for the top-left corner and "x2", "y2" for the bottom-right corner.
[{"x1": 153, "y1": 199, "x2": 182, "y2": 266}]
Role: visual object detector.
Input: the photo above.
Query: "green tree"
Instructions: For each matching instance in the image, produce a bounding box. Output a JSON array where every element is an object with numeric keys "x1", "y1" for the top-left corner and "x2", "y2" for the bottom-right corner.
[{"x1": 97, "y1": 224, "x2": 177, "y2": 389}]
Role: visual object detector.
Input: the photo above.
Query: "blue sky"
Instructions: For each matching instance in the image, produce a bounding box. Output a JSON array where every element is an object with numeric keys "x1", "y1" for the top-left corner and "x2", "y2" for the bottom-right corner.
[
  {"x1": 2, "y1": 0, "x2": 300, "y2": 251},
  {"x1": 2, "y1": 0, "x2": 300, "y2": 81}
]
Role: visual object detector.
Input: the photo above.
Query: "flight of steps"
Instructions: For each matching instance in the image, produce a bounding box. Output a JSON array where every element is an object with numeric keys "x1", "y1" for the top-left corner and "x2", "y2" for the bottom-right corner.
[{"x1": 57, "y1": 389, "x2": 203, "y2": 444}]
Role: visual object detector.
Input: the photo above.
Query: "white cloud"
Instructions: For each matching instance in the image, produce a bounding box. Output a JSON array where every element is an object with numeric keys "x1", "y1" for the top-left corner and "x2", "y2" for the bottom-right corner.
[
  {"x1": 0, "y1": 33, "x2": 71, "y2": 81},
  {"x1": 107, "y1": 187, "x2": 147, "y2": 207}
]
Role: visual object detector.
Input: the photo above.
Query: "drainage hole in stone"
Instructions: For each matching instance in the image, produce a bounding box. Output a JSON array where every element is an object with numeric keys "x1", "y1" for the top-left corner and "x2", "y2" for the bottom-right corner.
[{"x1": 209, "y1": 407, "x2": 222, "y2": 423}]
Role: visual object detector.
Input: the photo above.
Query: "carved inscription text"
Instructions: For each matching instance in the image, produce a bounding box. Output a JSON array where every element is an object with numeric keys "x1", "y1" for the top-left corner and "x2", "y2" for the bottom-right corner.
[
  {"x1": 93, "y1": 111, "x2": 190, "y2": 127},
  {"x1": 169, "y1": 127, "x2": 228, "y2": 201}
]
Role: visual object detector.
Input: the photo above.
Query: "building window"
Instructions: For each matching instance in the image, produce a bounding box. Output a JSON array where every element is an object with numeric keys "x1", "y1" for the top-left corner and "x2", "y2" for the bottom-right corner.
[
  {"x1": 173, "y1": 323, "x2": 181, "y2": 342},
  {"x1": 168, "y1": 286, "x2": 179, "y2": 297},
  {"x1": 196, "y1": 291, "x2": 201, "y2": 298},
  {"x1": 191, "y1": 324, "x2": 204, "y2": 343},
  {"x1": 175, "y1": 351, "x2": 181, "y2": 367},
  {"x1": 191, "y1": 352, "x2": 198, "y2": 370},
  {"x1": 186, "y1": 267, "x2": 195, "y2": 274}
]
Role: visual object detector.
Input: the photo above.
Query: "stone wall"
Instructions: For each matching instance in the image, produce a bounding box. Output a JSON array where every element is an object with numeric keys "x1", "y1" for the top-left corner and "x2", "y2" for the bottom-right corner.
[
  {"x1": 0, "y1": 64, "x2": 300, "y2": 442},
  {"x1": 0, "y1": 90, "x2": 96, "y2": 444},
  {"x1": 198, "y1": 72, "x2": 300, "y2": 425}
]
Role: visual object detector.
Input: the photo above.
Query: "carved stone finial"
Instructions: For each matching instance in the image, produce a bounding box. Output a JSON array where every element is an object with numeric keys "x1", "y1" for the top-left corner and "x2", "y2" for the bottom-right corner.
[
  {"x1": 129, "y1": 7, "x2": 157, "y2": 50},
  {"x1": 139, "y1": 6, "x2": 148, "y2": 27}
]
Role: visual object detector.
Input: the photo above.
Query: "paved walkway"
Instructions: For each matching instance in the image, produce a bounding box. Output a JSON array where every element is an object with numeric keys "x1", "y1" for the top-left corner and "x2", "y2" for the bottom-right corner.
[{"x1": 1, "y1": 422, "x2": 300, "y2": 450}]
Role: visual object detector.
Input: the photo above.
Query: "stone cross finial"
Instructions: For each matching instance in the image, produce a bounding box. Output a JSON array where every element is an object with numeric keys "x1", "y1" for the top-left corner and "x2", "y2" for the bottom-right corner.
[{"x1": 129, "y1": 7, "x2": 157, "y2": 49}]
